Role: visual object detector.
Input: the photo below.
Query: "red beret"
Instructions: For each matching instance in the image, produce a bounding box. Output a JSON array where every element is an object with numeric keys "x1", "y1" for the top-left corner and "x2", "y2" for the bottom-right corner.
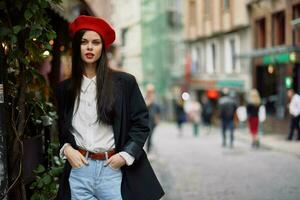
[{"x1": 69, "y1": 15, "x2": 115, "y2": 49}]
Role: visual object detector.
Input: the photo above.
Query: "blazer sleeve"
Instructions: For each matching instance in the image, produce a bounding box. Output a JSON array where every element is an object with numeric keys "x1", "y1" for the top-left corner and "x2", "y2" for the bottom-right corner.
[
  {"x1": 55, "y1": 82, "x2": 77, "y2": 149},
  {"x1": 122, "y1": 77, "x2": 150, "y2": 160}
]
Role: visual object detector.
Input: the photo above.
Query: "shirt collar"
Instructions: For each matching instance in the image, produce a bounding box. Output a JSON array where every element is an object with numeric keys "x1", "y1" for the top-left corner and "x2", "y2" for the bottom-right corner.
[{"x1": 81, "y1": 75, "x2": 96, "y2": 93}]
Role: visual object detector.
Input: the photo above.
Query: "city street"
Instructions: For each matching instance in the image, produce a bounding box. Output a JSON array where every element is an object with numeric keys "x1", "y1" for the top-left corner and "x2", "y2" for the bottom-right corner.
[{"x1": 149, "y1": 122, "x2": 300, "y2": 200}]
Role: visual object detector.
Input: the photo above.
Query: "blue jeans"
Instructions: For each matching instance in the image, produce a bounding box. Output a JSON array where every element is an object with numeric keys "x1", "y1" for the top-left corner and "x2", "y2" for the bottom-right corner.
[
  {"x1": 221, "y1": 119, "x2": 234, "y2": 147},
  {"x1": 69, "y1": 159, "x2": 122, "y2": 200}
]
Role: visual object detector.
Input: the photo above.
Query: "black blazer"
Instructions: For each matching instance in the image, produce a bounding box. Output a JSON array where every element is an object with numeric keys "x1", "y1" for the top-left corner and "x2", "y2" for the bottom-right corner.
[{"x1": 55, "y1": 71, "x2": 164, "y2": 200}]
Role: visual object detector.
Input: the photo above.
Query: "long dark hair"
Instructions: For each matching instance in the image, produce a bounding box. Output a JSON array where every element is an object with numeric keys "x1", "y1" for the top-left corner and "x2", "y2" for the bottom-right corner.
[{"x1": 70, "y1": 29, "x2": 115, "y2": 124}]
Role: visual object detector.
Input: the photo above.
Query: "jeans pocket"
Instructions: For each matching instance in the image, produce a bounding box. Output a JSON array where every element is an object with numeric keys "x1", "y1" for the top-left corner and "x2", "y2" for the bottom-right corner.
[
  {"x1": 72, "y1": 164, "x2": 85, "y2": 171},
  {"x1": 108, "y1": 164, "x2": 120, "y2": 171}
]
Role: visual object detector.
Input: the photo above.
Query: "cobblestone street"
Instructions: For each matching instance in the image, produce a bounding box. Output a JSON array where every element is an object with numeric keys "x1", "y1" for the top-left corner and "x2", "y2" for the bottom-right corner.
[{"x1": 149, "y1": 122, "x2": 300, "y2": 200}]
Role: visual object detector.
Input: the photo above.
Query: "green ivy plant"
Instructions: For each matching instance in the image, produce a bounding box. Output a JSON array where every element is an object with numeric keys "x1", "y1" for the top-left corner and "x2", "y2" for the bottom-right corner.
[
  {"x1": 0, "y1": 0, "x2": 61, "y2": 199},
  {"x1": 30, "y1": 142, "x2": 65, "y2": 200}
]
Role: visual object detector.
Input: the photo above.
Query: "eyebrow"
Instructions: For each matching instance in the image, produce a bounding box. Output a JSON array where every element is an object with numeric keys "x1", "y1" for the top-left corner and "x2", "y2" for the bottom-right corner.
[{"x1": 81, "y1": 38, "x2": 101, "y2": 42}]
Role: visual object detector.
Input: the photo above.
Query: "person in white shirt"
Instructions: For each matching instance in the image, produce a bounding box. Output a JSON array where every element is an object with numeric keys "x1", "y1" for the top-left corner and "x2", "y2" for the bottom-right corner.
[
  {"x1": 287, "y1": 89, "x2": 300, "y2": 141},
  {"x1": 55, "y1": 15, "x2": 164, "y2": 200}
]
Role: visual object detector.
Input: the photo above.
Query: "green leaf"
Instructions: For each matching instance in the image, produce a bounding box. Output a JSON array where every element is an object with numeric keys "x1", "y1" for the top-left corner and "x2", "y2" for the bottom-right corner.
[
  {"x1": 0, "y1": 27, "x2": 11, "y2": 37},
  {"x1": 49, "y1": 167, "x2": 63, "y2": 176},
  {"x1": 46, "y1": 30, "x2": 56, "y2": 40},
  {"x1": 30, "y1": 4, "x2": 39, "y2": 13},
  {"x1": 30, "y1": 29, "x2": 42, "y2": 39},
  {"x1": 11, "y1": 35, "x2": 17, "y2": 44},
  {"x1": 31, "y1": 193, "x2": 41, "y2": 200},
  {"x1": 24, "y1": 9, "x2": 32, "y2": 20},
  {"x1": 13, "y1": 26, "x2": 22, "y2": 34},
  {"x1": 34, "y1": 164, "x2": 46, "y2": 174},
  {"x1": 40, "y1": 0, "x2": 49, "y2": 8},
  {"x1": 45, "y1": 43, "x2": 52, "y2": 50},
  {"x1": 37, "y1": 180, "x2": 43, "y2": 189},
  {"x1": 41, "y1": 174, "x2": 52, "y2": 185},
  {"x1": 15, "y1": 0, "x2": 22, "y2": 10}
]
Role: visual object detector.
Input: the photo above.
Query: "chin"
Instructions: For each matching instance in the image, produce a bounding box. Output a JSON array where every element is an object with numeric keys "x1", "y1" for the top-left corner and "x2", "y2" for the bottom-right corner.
[{"x1": 84, "y1": 60, "x2": 97, "y2": 64}]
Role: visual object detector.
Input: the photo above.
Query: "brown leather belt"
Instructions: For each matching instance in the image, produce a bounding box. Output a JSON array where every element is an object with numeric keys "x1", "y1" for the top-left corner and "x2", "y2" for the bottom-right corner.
[{"x1": 78, "y1": 148, "x2": 116, "y2": 160}]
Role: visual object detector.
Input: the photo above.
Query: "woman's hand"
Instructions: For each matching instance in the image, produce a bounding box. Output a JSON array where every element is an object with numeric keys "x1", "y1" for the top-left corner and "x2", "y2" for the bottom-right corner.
[
  {"x1": 64, "y1": 145, "x2": 88, "y2": 168},
  {"x1": 105, "y1": 154, "x2": 126, "y2": 169}
]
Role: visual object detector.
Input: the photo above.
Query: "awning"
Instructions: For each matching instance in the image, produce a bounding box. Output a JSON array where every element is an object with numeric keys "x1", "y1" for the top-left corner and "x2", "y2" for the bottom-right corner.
[{"x1": 235, "y1": 46, "x2": 300, "y2": 59}]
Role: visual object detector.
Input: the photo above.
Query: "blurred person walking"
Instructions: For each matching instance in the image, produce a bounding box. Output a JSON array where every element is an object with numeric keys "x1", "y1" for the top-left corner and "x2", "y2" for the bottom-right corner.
[
  {"x1": 286, "y1": 89, "x2": 300, "y2": 141},
  {"x1": 218, "y1": 88, "x2": 237, "y2": 148},
  {"x1": 184, "y1": 94, "x2": 201, "y2": 137},
  {"x1": 145, "y1": 83, "x2": 161, "y2": 153},
  {"x1": 246, "y1": 89, "x2": 261, "y2": 148},
  {"x1": 174, "y1": 97, "x2": 186, "y2": 136},
  {"x1": 55, "y1": 15, "x2": 164, "y2": 200},
  {"x1": 201, "y1": 96, "x2": 213, "y2": 127}
]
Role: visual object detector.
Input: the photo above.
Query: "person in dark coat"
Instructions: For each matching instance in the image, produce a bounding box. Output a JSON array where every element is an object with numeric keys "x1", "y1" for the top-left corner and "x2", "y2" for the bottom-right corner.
[
  {"x1": 55, "y1": 15, "x2": 164, "y2": 200},
  {"x1": 145, "y1": 83, "x2": 161, "y2": 153},
  {"x1": 174, "y1": 97, "x2": 186, "y2": 136},
  {"x1": 218, "y1": 89, "x2": 237, "y2": 148}
]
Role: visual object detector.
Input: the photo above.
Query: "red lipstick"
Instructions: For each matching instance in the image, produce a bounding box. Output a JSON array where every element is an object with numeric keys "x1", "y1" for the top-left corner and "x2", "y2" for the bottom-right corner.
[{"x1": 85, "y1": 53, "x2": 94, "y2": 59}]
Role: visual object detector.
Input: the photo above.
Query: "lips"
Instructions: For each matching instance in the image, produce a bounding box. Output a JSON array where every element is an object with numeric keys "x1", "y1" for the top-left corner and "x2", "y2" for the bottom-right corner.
[{"x1": 85, "y1": 53, "x2": 94, "y2": 59}]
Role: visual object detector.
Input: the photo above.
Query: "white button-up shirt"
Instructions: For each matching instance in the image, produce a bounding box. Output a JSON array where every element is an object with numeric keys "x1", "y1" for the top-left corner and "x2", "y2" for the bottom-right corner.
[
  {"x1": 289, "y1": 93, "x2": 300, "y2": 117},
  {"x1": 60, "y1": 75, "x2": 134, "y2": 165},
  {"x1": 72, "y1": 75, "x2": 114, "y2": 152}
]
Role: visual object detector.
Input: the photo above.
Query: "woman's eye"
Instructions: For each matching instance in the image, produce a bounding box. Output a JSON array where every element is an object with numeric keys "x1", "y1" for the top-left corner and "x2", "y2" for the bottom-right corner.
[
  {"x1": 93, "y1": 41, "x2": 101, "y2": 45},
  {"x1": 81, "y1": 40, "x2": 88, "y2": 45}
]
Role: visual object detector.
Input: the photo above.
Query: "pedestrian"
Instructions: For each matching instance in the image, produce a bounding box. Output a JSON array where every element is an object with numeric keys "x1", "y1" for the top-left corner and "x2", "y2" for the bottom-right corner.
[
  {"x1": 286, "y1": 89, "x2": 300, "y2": 141},
  {"x1": 201, "y1": 95, "x2": 213, "y2": 126},
  {"x1": 145, "y1": 83, "x2": 161, "y2": 153},
  {"x1": 218, "y1": 88, "x2": 237, "y2": 148},
  {"x1": 174, "y1": 97, "x2": 186, "y2": 136},
  {"x1": 55, "y1": 15, "x2": 164, "y2": 200},
  {"x1": 184, "y1": 94, "x2": 201, "y2": 137},
  {"x1": 246, "y1": 89, "x2": 261, "y2": 148}
]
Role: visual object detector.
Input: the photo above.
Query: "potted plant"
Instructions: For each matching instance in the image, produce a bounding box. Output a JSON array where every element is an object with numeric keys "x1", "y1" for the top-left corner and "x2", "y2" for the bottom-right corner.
[{"x1": 0, "y1": 0, "x2": 61, "y2": 199}]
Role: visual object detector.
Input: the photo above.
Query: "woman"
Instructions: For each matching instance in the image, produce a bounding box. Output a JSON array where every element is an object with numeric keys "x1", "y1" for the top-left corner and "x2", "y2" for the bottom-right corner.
[
  {"x1": 246, "y1": 89, "x2": 261, "y2": 148},
  {"x1": 55, "y1": 15, "x2": 164, "y2": 200}
]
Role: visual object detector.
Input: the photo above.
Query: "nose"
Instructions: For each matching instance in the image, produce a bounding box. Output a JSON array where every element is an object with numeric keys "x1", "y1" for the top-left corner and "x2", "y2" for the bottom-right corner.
[{"x1": 87, "y1": 42, "x2": 93, "y2": 50}]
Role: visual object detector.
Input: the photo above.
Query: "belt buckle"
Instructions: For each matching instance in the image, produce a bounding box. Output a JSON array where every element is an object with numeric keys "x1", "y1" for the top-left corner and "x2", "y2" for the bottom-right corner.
[
  {"x1": 85, "y1": 150, "x2": 89, "y2": 159},
  {"x1": 105, "y1": 151, "x2": 108, "y2": 160}
]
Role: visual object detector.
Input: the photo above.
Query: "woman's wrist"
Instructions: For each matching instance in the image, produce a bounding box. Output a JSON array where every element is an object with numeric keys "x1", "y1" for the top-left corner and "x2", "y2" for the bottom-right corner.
[{"x1": 63, "y1": 144, "x2": 73, "y2": 157}]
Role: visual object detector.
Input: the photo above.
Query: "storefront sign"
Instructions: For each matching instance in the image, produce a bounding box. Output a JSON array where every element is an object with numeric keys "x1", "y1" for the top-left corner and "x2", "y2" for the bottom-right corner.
[
  {"x1": 216, "y1": 80, "x2": 244, "y2": 89},
  {"x1": 263, "y1": 53, "x2": 295, "y2": 64}
]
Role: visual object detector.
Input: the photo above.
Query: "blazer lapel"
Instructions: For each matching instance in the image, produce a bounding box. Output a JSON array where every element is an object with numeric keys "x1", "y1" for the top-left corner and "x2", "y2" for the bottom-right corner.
[{"x1": 113, "y1": 77, "x2": 123, "y2": 148}]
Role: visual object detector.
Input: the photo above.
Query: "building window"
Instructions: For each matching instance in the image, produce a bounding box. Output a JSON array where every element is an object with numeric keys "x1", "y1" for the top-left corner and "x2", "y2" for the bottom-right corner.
[
  {"x1": 205, "y1": 0, "x2": 210, "y2": 17},
  {"x1": 188, "y1": 0, "x2": 197, "y2": 26},
  {"x1": 212, "y1": 43, "x2": 216, "y2": 73},
  {"x1": 191, "y1": 47, "x2": 199, "y2": 74},
  {"x1": 121, "y1": 28, "x2": 128, "y2": 46},
  {"x1": 223, "y1": 0, "x2": 230, "y2": 11},
  {"x1": 230, "y1": 38, "x2": 236, "y2": 72},
  {"x1": 255, "y1": 18, "x2": 266, "y2": 48},
  {"x1": 197, "y1": 46, "x2": 202, "y2": 73},
  {"x1": 272, "y1": 11, "x2": 285, "y2": 46},
  {"x1": 293, "y1": 4, "x2": 300, "y2": 45}
]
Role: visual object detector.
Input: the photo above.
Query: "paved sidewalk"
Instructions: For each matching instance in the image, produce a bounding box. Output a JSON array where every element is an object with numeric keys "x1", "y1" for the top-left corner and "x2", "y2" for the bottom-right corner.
[{"x1": 235, "y1": 127, "x2": 300, "y2": 158}]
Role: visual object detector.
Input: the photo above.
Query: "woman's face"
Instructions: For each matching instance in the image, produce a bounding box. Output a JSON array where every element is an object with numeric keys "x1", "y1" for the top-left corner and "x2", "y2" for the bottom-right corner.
[{"x1": 80, "y1": 30, "x2": 103, "y2": 65}]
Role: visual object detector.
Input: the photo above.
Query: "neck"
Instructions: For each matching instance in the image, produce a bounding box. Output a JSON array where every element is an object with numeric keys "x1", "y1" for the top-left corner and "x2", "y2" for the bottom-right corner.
[{"x1": 84, "y1": 63, "x2": 97, "y2": 78}]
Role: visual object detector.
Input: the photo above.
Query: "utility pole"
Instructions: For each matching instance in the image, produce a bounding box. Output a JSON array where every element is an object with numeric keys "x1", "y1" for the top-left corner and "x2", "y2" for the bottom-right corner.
[{"x1": 0, "y1": 45, "x2": 8, "y2": 199}]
